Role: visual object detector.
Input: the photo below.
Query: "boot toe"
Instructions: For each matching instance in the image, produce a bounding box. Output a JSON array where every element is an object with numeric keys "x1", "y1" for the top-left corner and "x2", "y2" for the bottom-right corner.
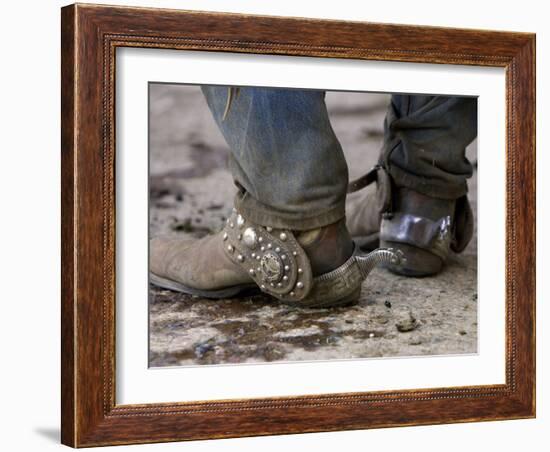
[{"x1": 149, "y1": 236, "x2": 193, "y2": 276}]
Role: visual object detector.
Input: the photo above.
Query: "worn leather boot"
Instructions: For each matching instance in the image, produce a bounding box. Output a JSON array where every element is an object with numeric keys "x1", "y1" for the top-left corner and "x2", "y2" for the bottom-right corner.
[
  {"x1": 346, "y1": 166, "x2": 473, "y2": 277},
  {"x1": 150, "y1": 209, "x2": 405, "y2": 308}
]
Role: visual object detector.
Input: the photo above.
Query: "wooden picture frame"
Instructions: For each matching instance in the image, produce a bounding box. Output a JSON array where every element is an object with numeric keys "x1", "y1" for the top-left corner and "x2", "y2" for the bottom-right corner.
[{"x1": 61, "y1": 3, "x2": 536, "y2": 447}]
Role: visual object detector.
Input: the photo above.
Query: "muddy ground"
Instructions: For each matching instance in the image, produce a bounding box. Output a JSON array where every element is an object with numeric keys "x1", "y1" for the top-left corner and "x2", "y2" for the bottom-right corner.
[{"x1": 148, "y1": 85, "x2": 478, "y2": 367}]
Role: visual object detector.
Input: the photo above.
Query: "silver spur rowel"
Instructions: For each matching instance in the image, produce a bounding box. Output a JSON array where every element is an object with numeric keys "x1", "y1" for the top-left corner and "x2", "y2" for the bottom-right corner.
[{"x1": 354, "y1": 247, "x2": 407, "y2": 280}]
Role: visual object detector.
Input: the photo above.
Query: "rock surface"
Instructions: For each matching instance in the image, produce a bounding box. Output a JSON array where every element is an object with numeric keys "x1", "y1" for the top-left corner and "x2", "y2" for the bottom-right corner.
[{"x1": 148, "y1": 85, "x2": 478, "y2": 367}]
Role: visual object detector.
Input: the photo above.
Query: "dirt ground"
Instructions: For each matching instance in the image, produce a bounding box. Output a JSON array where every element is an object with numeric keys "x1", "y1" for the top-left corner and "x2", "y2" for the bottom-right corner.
[{"x1": 148, "y1": 84, "x2": 478, "y2": 367}]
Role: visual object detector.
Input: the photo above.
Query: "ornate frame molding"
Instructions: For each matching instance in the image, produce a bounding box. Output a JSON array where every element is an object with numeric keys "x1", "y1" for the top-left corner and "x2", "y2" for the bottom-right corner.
[{"x1": 61, "y1": 4, "x2": 535, "y2": 446}]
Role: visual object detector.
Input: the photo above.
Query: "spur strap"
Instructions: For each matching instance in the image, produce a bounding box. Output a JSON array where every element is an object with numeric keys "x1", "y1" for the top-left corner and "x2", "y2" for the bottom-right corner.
[
  {"x1": 222, "y1": 209, "x2": 313, "y2": 302},
  {"x1": 347, "y1": 165, "x2": 380, "y2": 194}
]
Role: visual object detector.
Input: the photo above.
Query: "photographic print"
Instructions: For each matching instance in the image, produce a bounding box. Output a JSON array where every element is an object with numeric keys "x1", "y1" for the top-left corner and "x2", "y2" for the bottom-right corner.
[{"x1": 148, "y1": 85, "x2": 478, "y2": 367}]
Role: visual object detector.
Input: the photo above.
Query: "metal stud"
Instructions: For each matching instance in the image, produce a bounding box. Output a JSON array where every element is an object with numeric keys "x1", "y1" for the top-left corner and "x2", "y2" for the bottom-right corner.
[
  {"x1": 256, "y1": 255, "x2": 260, "y2": 260},
  {"x1": 281, "y1": 254, "x2": 287, "y2": 260},
  {"x1": 258, "y1": 237, "x2": 263, "y2": 243},
  {"x1": 284, "y1": 265, "x2": 290, "y2": 271},
  {"x1": 260, "y1": 246, "x2": 265, "y2": 251},
  {"x1": 292, "y1": 251, "x2": 297, "y2": 256},
  {"x1": 229, "y1": 222, "x2": 234, "y2": 228},
  {"x1": 298, "y1": 268, "x2": 303, "y2": 274},
  {"x1": 290, "y1": 291, "x2": 295, "y2": 297},
  {"x1": 242, "y1": 227, "x2": 258, "y2": 249},
  {"x1": 237, "y1": 254, "x2": 244, "y2": 262},
  {"x1": 223, "y1": 232, "x2": 228, "y2": 241},
  {"x1": 267, "y1": 243, "x2": 272, "y2": 249},
  {"x1": 257, "y1": 267, "x2": 261, "y2": 273},
  {"x1": 266, "y1": 226, "x2": 273, "y2": 232},
  {"x1": 275, "y1": 247, "x2": 281, "y2": 253},
  {"x1": 251, "y1": 253, "x2": 256, "y2": 258},
  {"x1": 279, "y1": 232, "x2": 288, "y2": 241},
  {"x1": 249, "y1": 268, "x2": 255, "y2": 276},
  {"x1": 283, "y1": 275, "x2": 288, "y2": 281},
  {"x1": 260, "y1": 284, "x2": 266, "y2": 290},
  {"x1": 237, "y1": 234, "x2": 242, "y2": 240},
  {"x1": 296, "y1": 281, "x2": 304, "y2": 289},
  {"x1": 236, "y1": 214, "x2": 245, "y2": 228},
  {"x1": 277, "y1": 283, "x2": 282, "y2": 287},
  {"x1": 227, "y1": 245, "x2": 234, "y2": 253}
]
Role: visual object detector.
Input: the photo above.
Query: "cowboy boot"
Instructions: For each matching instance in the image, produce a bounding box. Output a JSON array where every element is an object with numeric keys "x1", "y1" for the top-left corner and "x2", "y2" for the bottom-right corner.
[
  {"x1": 150, "y1": 208, "x2": 405, "y2": 308},
  {"x1": 346, "y1": 166, "x2": 473, "y2": 277}
]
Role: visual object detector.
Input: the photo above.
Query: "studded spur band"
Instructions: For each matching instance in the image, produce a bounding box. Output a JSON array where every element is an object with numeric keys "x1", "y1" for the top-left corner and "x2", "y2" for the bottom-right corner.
[
  {"x1": 222, "y1": 209, "x2": 407, "y2": 306},
  {"x1": 381, "y1": 213, "x2": 452, "y2": 260},
  {"x1": 223, "y1": 209, "x2": 313, "y2": 302}
]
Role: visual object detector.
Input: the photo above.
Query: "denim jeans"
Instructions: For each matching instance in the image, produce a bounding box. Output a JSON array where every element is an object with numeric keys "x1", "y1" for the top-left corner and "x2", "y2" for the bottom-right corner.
[
  {"x1": 201, "y1": 86, "x2": 476, "y2": 230},
  {"x1": 382, "y1": 95, "x2": 477, "y2": 199}
]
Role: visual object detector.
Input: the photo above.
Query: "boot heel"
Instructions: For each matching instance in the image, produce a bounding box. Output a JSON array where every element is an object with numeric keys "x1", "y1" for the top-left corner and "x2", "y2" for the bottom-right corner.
[
  {"x1": 298, "y1": 286, "x2": 361, "y2": 309},
  {"x1": 380, "y1": 241, "x2": 443, "y2": 277},
  {"x1": 325, "y1": 286, "x2": 362, "y2": 308}
]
